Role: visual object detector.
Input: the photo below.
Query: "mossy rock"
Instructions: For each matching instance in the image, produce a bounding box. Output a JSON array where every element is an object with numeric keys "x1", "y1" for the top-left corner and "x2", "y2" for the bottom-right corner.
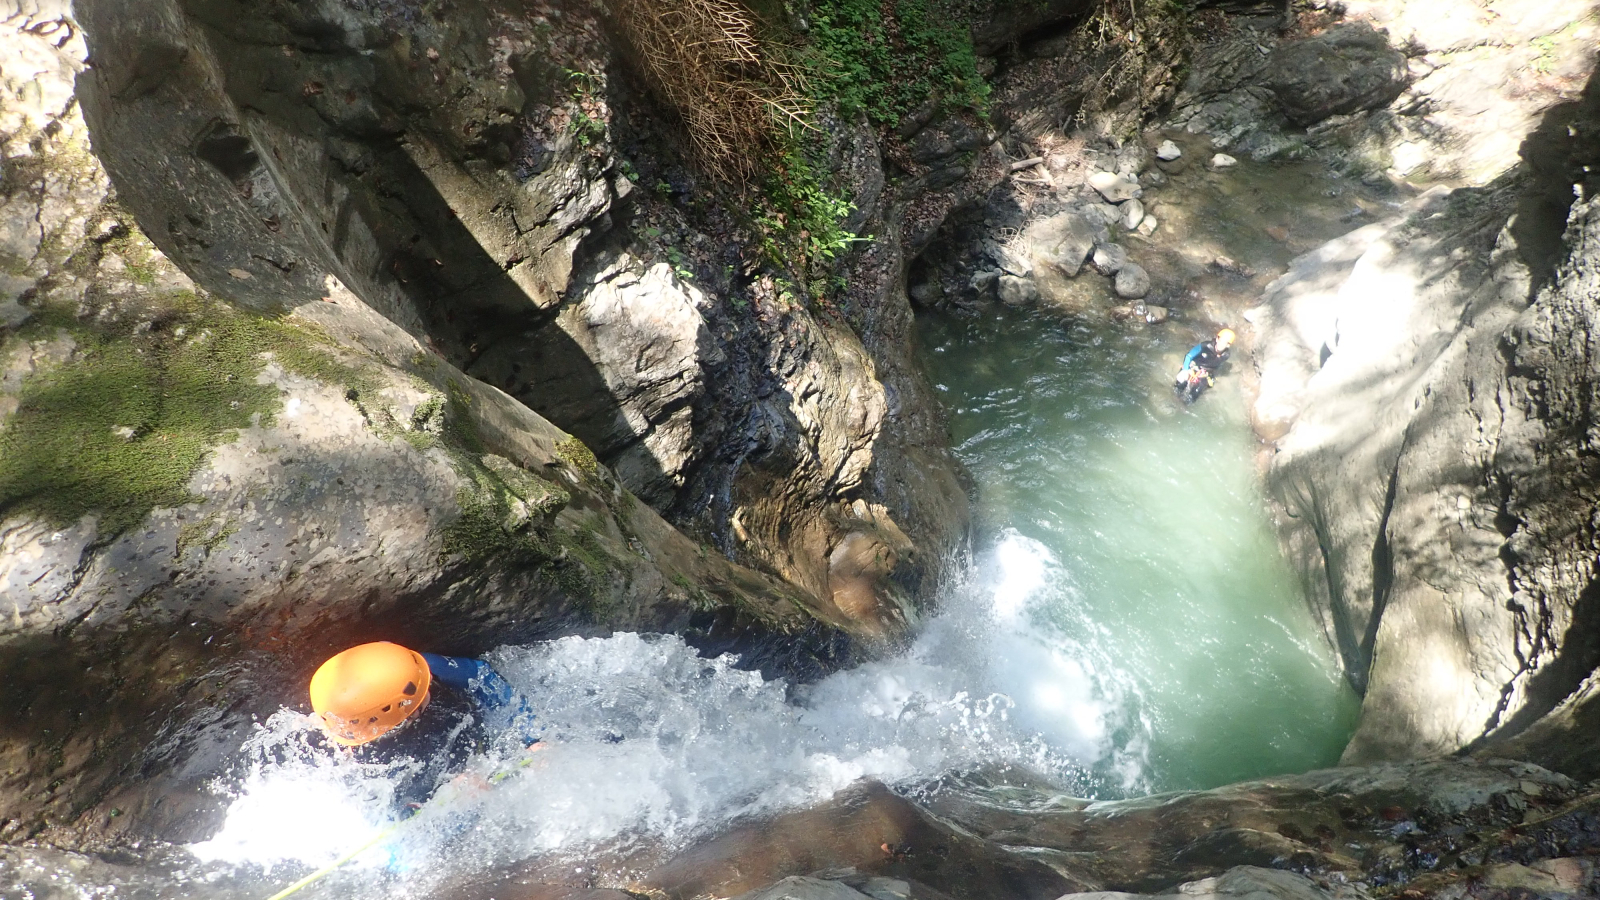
[{"x1": 554, "y1": 434, "x2": 600, "y2": 479}]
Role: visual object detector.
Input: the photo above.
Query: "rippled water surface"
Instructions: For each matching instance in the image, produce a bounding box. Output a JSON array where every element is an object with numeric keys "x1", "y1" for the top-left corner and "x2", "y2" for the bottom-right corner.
[{"x1": 917, "y1": 304, "x2": 1359, "y2": 791}]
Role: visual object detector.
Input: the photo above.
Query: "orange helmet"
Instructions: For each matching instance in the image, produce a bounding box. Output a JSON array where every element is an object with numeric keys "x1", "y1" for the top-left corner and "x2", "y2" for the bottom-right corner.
[{"x1": 309, "y1": 642, "x2": 431, "y2": 746}]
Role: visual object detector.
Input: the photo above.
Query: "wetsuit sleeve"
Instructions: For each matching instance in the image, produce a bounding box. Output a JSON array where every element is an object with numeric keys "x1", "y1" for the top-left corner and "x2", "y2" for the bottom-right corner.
[
  {"x1": 1183, "y1": 344, "x2": 1204, "y2": 368},
  {"x1": 421, "y1": 653, "x2": 541, "y2": 745}
]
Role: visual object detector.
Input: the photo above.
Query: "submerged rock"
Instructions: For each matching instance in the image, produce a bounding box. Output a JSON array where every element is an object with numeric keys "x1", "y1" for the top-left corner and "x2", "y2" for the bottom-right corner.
[{"x1": 1156, "y1": 140, "x2": 1183, "y2": 161}]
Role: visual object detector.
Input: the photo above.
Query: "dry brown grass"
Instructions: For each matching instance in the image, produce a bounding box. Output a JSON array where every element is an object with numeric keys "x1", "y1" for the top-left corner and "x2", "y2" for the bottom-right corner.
[{"x1": 608, "y1": 0, "x2": 809, "y2": 182}]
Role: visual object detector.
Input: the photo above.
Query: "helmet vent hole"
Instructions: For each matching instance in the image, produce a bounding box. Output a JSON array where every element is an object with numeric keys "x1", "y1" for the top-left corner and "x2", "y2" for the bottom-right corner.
[
  {"x1": 403, "y1": 681, "x2": 417, "y2": 696},
  {"x1": 381, "y1": 704, "x2": 392, "y2": 712},
  {"x1": 368, "y1": 716, "x2": 378, "y2": 724}
]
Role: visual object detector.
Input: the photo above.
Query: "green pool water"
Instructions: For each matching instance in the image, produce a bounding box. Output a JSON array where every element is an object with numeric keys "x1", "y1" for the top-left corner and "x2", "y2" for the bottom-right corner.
[{"x1": 919, "y1": 305, "x2": 1360, "y2": 793}]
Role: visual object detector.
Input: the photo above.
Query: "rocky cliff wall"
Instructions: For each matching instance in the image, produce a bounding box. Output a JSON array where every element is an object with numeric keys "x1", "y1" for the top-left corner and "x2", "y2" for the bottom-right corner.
[
  {"x1": 1250, "y1": 55, "x2": 1600, "y2": 767},
  {"x1": 67, "y1": 0, "x2": 999, "y2": 638}
]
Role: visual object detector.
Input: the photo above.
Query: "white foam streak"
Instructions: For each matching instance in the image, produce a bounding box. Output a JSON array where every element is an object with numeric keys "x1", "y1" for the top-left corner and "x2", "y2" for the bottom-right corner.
[{"x1": 188, "y1": 712, "x2": 404, "y2": 872}]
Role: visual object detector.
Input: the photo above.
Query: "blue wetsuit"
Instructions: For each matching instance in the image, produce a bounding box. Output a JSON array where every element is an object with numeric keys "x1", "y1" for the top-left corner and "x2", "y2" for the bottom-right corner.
[
  {"x1": 351, "y1": 654, "x2": 539, "y2": 811},
  {"x1": 1182, "y1": 339, "x2": 1229, "y2": 374},
  {"x1": 418, "y1": 653, "x2": 539, "y2": 744}
]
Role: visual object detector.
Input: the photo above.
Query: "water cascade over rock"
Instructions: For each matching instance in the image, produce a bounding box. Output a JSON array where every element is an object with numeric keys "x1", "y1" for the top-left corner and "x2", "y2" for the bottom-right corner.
[{"x1": 4, "y1": 0, "x2": 1600, "y2": 898}]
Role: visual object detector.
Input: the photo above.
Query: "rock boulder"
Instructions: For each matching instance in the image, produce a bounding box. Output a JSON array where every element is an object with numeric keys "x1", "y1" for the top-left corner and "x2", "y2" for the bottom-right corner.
[{"x1": 1267, "y1": 24, "x2": 1410, "y2": 127}]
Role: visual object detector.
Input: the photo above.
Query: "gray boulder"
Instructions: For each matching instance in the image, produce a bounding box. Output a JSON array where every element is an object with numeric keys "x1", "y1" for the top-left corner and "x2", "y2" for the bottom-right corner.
[
  {"x1": 734, "y1": 878, "x2": 874, "y2": 900},
  {"x1": 1057, "y1": 866, "x2": 1337, "y2": 900},
  {"x1": 1023, "y1": 211, "x2": 1098, "y2": 277},
  {"x1": 1115, "y1": 142, "x2": 1149, "y2": 176},
  {"x1": 1114, "y1": 263, "x2": 1151, "y2": 299},
  {"x1": 1121, "y1": 199, "x2": 1146, "y2": 231},
  {"x1": 1267, "y1": 24, "x2": 1410, "y2": 126},
  {"x1": 1088, "y1": 171, "x2": 1143, "y2": 203}
]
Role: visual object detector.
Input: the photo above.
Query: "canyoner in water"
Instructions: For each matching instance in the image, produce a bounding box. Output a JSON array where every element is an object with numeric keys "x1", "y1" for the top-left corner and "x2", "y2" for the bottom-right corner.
[
  {"x1": 269, "y1": 642, "x2": 546, "y2": 893},
  {"x1": 1173, "y1": 328, "x2": 1235, "y2": 404}
]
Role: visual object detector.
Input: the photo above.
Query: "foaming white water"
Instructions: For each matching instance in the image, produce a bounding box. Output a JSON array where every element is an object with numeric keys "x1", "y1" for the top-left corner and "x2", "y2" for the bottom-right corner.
[{"x1": 189, "y1": 532, "x2": 1135, "y2": 889}]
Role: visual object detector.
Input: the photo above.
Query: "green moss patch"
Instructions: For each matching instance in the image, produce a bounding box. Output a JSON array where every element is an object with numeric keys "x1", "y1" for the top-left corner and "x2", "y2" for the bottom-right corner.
[
  {"x1": 554, "y1": 435, "x2": 600, "y2": 479},
  {"x1": 438, "y1": 449, "x2": 619, "y2": 618},
  {"x1": 0, "y1": 292, "x2": 342, "y2": 538},
  {"x1": 174, "y1": 512, "x2": 238, "y2": 558},
  {"x1": 439, "y1": 453, "x2": 572, "y2": 562}
]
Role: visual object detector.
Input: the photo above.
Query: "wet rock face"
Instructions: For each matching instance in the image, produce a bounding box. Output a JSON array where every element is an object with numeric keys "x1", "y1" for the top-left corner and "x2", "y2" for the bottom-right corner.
[
  {"x1": 643, "y1": 780, "x2": 1084, "y2": 900},
  {"x1": 1249, "y1": 68, "x2": 1600, "y2": 766},
  {"x1": 441, "y1": 759, "x2": 1596, "y2": 900},
  {"x1": 0, "y1": 263, "x2": 846, "y2": 850},
  {"x1": 920, "y1": 759, "x2": 1596, "y2": 898}
]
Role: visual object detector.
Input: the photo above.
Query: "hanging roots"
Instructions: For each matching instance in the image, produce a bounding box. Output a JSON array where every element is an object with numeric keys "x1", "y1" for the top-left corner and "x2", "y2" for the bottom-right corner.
[{"x1": 607, "y1": 0, "x2": 810, "y2": 182}]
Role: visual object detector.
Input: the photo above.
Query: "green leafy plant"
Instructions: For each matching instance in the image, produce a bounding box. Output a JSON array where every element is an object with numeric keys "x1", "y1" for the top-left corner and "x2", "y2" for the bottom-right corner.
[
  {"x1": 564, "y1": 69, "x2": 608, "y2": 147},
  {"x1": 755, "y1": 140, "x2": 866, "y2": 276},
  {"x1": 803, "y1": 0, "x2": 990, "y2": 125}
]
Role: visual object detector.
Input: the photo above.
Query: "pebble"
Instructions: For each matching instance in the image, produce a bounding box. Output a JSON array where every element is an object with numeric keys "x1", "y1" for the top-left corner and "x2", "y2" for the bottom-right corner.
[
  {"x1": 1137, "y1": 216, "x2": 1158, "y2": 237},
  {"x1": 1156, "y1": 140, "x2": 1182, "y2": 161},
  {"x1": 1145, "y1": 305, "x2": 1169, "y2": 324},
  {"x1": 1210, "y1": 153, "x2": 1238, "y2": 169}
]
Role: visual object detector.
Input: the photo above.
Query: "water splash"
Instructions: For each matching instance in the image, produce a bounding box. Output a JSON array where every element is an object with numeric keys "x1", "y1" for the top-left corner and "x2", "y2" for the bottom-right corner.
[{"x1": 186, "y1": 532, "x2": 1134, "y2": 890}]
